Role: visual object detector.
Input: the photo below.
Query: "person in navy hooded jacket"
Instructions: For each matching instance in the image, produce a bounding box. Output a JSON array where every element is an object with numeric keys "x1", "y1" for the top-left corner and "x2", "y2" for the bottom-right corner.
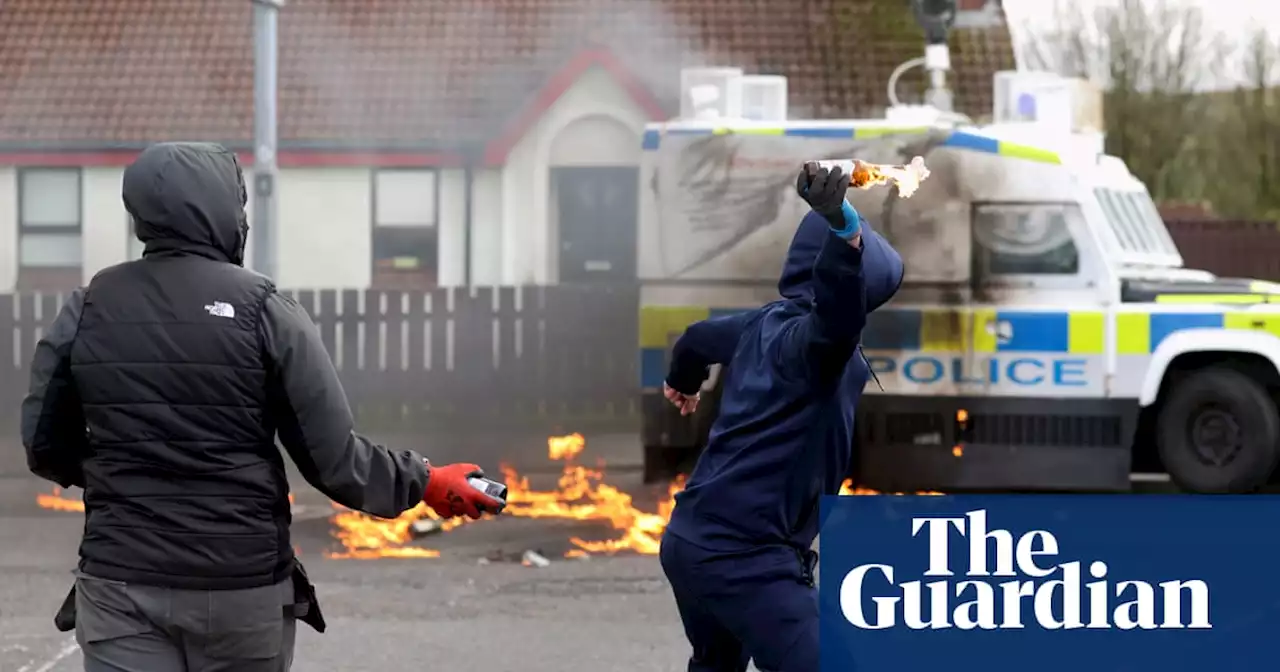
[{"x1": 658, "y1": 164, "x2": 905, "y2": 672}]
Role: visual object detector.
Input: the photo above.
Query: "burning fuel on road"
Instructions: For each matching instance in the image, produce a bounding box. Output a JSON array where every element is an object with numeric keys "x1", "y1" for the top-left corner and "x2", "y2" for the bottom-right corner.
[
  {"x1": 37, "y1": 487, "x2": 85, "y2": 512},
  {"x1": 34, "y1": 434, "x2": 942, "y2": 559},
  {"x1": 34, "y1": 489, "x2": 300, "y2": 516},
  {"x1": 326, "y1": 433, "x2": 686, "y2": 559},
  {"x1": 322, "y1": 433, "x2": 941, "y2": 559}
]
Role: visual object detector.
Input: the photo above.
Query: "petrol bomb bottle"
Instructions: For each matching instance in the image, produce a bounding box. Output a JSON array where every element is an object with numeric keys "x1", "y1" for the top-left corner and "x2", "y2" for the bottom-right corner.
[
  {"x1": 803, "y1": 156, "x2": 931, "y2": 198},
  {"x1": 469, "y1": 476, "x2": 508, "y2": 514}
]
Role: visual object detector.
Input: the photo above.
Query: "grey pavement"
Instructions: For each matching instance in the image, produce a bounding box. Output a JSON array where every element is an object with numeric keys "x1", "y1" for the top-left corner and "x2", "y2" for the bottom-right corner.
[{"x1": 0, "y1": 432, "x2": 709, "y2": 672}]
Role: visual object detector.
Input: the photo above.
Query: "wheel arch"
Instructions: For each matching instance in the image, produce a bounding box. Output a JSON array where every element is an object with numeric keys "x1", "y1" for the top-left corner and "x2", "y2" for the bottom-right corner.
[
  {"x1": 1139, "y1": 329, "x2": 1280, "y2": 407},
  {"x1": 1150, "y1": 365, "x2": 1280, "y2": 492}
]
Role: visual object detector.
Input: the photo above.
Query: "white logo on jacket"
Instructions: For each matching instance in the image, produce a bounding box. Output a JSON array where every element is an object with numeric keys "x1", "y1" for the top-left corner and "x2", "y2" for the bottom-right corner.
[{"x1": 204, "y1": 301, "x2": 236, "y2": 319}]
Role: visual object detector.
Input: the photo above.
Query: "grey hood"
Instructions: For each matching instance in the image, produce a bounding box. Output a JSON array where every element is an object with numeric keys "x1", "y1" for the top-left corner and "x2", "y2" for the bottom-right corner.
[{"x1": 123, "y1": 142, "x2": 249, "y2": 265}]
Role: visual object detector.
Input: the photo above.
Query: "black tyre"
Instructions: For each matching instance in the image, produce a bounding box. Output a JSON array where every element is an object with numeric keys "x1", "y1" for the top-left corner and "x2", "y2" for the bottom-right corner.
[
  {"x1": 1157, "y1": 367, "x2": 1280, "y2": 493},
  {"x1": 643, "y1": 444, "x2": 690, "y2": 484}
]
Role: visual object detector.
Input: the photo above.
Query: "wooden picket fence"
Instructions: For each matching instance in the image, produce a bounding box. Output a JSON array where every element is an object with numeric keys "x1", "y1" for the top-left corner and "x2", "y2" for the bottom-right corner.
[
  {"x1": 1166, "y1": 218, "x2": 1280, "y2": 281},
  {"x1": 0, "y1": 285, "x2": 640, "y2": 435}
]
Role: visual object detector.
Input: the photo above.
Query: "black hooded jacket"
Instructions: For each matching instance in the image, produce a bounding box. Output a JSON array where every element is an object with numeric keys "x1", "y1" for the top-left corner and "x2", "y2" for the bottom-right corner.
[{"x1": 20, "y1": 142, "x2": 430, "y2": 589}]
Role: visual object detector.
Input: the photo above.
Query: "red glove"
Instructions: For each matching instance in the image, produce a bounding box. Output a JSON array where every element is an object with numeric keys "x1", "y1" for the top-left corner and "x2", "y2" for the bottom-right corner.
[{"x1": 423, "y1": 462, "x2": 501, "y2": 520}]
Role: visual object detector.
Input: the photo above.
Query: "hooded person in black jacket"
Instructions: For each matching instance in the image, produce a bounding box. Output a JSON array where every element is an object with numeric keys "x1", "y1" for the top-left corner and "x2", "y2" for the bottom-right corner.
[{"x1": 20, "y1": 142, "x2": 503, "y2": 672}]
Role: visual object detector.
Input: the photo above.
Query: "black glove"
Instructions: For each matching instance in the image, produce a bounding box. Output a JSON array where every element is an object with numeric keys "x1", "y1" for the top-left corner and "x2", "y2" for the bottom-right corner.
[{"x1": 795, "y1": 164, "x2": 852, "y2": 228}]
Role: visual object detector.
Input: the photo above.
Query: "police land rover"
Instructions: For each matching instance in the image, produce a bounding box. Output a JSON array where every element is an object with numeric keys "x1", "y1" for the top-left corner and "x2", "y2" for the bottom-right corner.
[{"x1": 637, "y1": 68, "x2": 1280, "y2": 495}]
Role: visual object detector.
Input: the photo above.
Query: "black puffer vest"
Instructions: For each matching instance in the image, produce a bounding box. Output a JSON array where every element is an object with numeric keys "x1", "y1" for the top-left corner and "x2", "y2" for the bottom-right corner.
[{"x1": 71, "y1": 253, "x2": 293, "y2": 589}]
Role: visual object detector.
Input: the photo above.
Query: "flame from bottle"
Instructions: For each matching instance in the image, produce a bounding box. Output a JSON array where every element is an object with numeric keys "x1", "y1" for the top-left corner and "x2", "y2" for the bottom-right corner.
[{"x1": 849, "y1": 156, "x2": 931, "y2": 198}]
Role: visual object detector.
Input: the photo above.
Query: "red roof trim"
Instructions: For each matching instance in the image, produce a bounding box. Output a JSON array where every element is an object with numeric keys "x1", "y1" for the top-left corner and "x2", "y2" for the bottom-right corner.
[
  {"x1": 0, "y1": 150, "x2": 468, "y2": 168},
  {"x1": 481, "y1": 48, "x2": 667, "y2": 166}
]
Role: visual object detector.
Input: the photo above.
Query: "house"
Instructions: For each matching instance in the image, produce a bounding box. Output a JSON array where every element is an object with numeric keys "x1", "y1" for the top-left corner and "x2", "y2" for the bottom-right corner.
[{"x1": 0, "y1": 0, "x2": 1015, "y2": 292}]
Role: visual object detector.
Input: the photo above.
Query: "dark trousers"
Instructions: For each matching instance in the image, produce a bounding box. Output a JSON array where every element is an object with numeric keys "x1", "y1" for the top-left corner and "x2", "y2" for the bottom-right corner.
[
  {"x1": 659, "y1": 533, "x2": 819, "y2": 672},
  {"x1": 74, "y1": 572, "x2": 296, "y2": 672}
]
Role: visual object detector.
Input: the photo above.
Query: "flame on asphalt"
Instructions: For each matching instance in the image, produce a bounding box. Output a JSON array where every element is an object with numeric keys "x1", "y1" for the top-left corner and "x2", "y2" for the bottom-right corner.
[
  {"x1": 839, "y1": 481, "x2": 944, "y2": 496},
  {"x1": 36, "y1": 489, "x2": 299, "y2": 515},
  {"x1": 325, "y1": 433, "x2": 943, "y2": 559},
  {"x1": 326, "y1": 433, "x2": 687, "y2": 559},
  {"x1": 327, "y1": 504, "x2": 462, "y2": 559},
  {"x1": 36, "y1": 487, "x2": 84, "y2": 512},
  {"x1": 498, "y1": 433, "x2": 684, "y2": 556},
  {"x1": 36, "y1": 435, "x2": 942, "y2": 557}
]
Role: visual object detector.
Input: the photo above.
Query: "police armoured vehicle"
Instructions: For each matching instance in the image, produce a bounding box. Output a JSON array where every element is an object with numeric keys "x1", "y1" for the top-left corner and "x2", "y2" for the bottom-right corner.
[{"x1": 638, "y1": 67, "x2": 1280, "y2": 494}]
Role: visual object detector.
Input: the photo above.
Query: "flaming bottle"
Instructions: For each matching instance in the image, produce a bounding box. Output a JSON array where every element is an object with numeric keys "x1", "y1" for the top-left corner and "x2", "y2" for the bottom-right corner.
[{"x1": 803, "y1": 156, "x2": 930, "y2": 198}]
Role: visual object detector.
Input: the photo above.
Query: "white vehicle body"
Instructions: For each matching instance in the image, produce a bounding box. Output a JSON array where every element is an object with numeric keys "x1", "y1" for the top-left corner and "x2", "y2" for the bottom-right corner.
[{"x1": 637, "y1": 114, "x2": 1280, "y2": 492}]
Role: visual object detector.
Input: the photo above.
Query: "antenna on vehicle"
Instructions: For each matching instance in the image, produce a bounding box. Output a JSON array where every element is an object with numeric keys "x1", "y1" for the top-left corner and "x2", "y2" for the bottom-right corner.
[{"x1": 910, "y1": 0, "x2": 957, "y2": 113}]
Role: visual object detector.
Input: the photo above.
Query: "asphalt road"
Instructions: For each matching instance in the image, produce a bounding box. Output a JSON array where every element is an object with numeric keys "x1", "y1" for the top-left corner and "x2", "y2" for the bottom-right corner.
[
  {"x1": 0, "y1": 432, "x2": 699, "y2": 672},
  {"x1": 0, "y1": 428, "x2": 1188, "y2": 672}
]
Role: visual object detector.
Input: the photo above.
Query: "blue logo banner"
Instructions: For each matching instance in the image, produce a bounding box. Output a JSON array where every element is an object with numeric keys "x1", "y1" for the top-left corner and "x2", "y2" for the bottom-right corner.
[{"x1": 818, "y1": 495, "x2": 1280, "y2": 671}]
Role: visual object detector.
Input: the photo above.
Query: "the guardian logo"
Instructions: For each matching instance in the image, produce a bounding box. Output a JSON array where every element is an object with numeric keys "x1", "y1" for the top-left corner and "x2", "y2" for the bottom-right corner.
[{"x1": 841, "y1": 510, "x2": 1212, "y2": 631}]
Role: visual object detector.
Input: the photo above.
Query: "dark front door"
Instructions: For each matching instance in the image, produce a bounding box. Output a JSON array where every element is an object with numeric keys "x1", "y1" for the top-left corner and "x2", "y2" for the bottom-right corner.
[{"x1": 553, "y1": 166, "x2": 638, "y2": 284}]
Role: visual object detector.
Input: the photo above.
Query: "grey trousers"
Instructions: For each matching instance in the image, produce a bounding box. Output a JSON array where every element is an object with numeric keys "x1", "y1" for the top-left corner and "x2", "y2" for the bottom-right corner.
[{"x1": 74, "y1": 572, "x2": 296, "y2": 672}]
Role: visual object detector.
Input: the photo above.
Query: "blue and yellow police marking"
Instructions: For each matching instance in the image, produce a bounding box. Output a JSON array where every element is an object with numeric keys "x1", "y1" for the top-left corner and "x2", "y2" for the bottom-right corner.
[
  {"x1": 1110, "y1": 311, "x2": 1280, "y2": 353},
  {"x1": 1224, "y1": 312, "x2": 1280, "y2": 336},
  {"x1": 1148, "y1": 313, "x2": 1223, "y2": 350},
  {"x1": 637, "y1": 305, "x2": 1280, "y2": 387},
  {"x1": 1146, "y1": 281, "x2": 1280, "y2": 306},
  {"x1": 938, "y1": 132, "x2": 1062, "y2": 165},
  {"x1": 639, "y1": 306, "x2": 749, "y2": 388},
  {"x1": 640, "y1": 126, "x2": 1062, "y2": 165},
  {"x1": 639, "y1": 306, "x2": 711, "y2": 349},
  {"x1": 868, "y1": 309, "x2": 1103, "y2": 355},
  {"x1": 1155, "y1": 294, "x2": 1269, "y2": 305},
  {"x1": 1068, "y1": 312, "x2": 1106, "y2": 354},
  {"x1": 971, "y1": 307, "x2": 998, "y2": 353},
  {"x1": 1115, "y1": 312, "x2": 1149, "y2": 355}
]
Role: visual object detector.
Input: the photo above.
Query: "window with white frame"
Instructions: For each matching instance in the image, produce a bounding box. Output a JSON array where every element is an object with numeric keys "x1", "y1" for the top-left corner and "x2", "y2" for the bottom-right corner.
[
  {"x1": 371, "y1": 169, "x2": 439, "y2": 289},
  {"x1": 18, "y1": 168, "x2": 83, "y2": 289}
]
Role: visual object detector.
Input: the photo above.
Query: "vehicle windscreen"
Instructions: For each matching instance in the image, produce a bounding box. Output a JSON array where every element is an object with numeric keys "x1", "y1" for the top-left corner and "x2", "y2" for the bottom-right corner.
[{"x1": 972, "y1": 203, "x2": 1081, "y2": 276}]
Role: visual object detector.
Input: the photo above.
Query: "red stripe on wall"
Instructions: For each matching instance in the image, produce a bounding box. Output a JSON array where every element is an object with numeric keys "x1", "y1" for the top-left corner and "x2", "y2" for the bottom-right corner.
[{"x1": 0, "y1": 151, "x2": 468, "y2": 168}]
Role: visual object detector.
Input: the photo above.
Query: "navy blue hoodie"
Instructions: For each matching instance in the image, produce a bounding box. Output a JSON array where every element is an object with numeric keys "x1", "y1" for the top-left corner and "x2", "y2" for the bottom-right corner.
[{"x1": 663, "y1": 210, "x2": 904, "y2": 553}]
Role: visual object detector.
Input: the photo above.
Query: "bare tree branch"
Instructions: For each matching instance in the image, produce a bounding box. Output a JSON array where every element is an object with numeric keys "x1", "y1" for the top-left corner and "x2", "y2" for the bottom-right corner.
[
  {"x1": 1020, "y1": 0, "x2": 1229, "y2": 208},
  {"x1": 1231, "y1": 30, "x2": 1280, "y2": 218}
]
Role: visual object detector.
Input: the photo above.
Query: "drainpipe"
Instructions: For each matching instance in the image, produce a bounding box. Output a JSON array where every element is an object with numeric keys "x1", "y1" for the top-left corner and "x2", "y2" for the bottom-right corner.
[
  {"x1": 251, "y1": 0, "x2": 285, "y2": 278},
  {"x1": 462, "y1": 157, "x2": 475, "y2": 288}
]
